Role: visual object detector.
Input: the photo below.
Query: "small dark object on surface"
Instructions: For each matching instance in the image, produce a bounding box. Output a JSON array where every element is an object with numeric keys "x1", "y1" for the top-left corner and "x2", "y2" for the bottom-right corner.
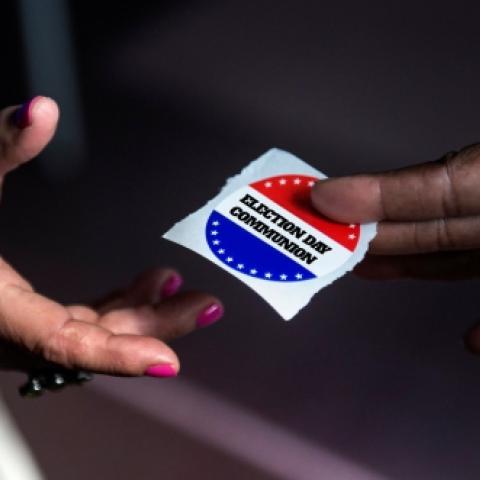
[{"x1": 19, "y1": 368, "x2": 94, "y2": 398}]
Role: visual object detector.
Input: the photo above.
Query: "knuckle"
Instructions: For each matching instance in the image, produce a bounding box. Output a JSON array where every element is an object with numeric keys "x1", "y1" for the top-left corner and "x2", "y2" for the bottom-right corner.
[
  {"x1": 412, "y1": 222, "x2": 422, "y2": 251},
  {"x1": 42, "y1": 321, "x2": 89, "y2": 368},
  {"x1": 376, "y1": 174, "x2": 390, "y2": 219},
  {"x1": 435, "y1": 219, "x2": 456, "y2": 251},
  {"x1": 440, "y1": 158, "x2": 462, "y2": 217},
  {"x1": 435, "y1": 144, "x2": 480, "y2": 218},
  {"x1": 412, "y1": 220, "x2": 456, "y2": 252}
]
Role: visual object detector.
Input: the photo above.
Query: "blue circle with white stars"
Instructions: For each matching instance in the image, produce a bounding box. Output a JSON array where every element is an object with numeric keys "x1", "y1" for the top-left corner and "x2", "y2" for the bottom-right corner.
[{"x1": 205, "y1": 210, "x2": 315, "y2": 282}]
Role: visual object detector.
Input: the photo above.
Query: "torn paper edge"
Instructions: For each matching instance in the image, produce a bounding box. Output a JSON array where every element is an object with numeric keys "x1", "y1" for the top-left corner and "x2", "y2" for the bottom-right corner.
[{"x1": 163, "y1": 148, "x2": 377, "y2": 320}]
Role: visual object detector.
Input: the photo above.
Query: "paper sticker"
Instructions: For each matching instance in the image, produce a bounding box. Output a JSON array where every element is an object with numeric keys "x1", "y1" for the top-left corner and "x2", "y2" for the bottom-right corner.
[{"x1": 164, "y1": 149, "x2": 376, "y2": 320}]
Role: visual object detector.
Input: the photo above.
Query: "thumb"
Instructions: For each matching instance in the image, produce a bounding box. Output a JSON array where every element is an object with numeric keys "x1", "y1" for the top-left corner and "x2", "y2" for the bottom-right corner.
[
  {"x1": 0, "y1": 96, "x2": 59, "y2": 177},
  {"x1": 310, "y1": 147, "x2": 480, "y2": 224}
]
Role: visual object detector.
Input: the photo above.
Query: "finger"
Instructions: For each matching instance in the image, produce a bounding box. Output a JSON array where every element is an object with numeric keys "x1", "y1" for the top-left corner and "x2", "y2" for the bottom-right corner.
[
  {"x1": 354, "y1": 250, "x2": 480, "y2": 280},
  {"x1": 98, "y1": 292, "x2": 224, "y2": 341},
  {"x1": 124, "y1": 268, "x2": 183, "y2": 305},
  {"x1": 0, "y1": 96, "x2": 59, "y2": 177},
  {"x1": 370, "y1": 216, "x2": 480, "y2": 255},
  {"x1": 95, "y1": 268, "x2": 183, "y2": 314},
  {"x1": 0, "y1": 283, "x2": 179, "y2": 376},
  {"x1": 311, "y1": 145, "x2": 480, "y2": 223}
]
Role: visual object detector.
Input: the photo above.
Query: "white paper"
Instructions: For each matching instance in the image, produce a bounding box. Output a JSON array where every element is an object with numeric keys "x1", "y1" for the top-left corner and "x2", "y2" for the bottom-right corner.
[{"x1": 163, "y1": 148, "x2": 376, "y2": 320}]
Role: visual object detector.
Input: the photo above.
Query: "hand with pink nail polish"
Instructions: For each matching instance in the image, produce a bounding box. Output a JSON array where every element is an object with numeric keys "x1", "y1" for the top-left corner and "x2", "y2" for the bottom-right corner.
[{"x1": 0, "y1": 97, "x2": 224, "y2": 378}]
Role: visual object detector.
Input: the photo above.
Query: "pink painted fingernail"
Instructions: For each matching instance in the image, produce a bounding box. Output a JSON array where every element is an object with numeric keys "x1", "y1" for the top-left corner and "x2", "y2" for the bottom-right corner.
[
  {"x1": 145, "y1": 364, "x2": 177, "y2": 378},
  {"x1": 11, "y1": 96, "x2": 42, "y2": 129},
  {"x1": 197, "y1": 303, "x2": 224, "y2": 328},
  {"x1": 161, "y1": 274, "x2": 182, "y2": 298}
]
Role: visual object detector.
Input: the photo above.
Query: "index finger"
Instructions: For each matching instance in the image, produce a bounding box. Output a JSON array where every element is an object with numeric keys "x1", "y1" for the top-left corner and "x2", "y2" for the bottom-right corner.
[{"x1": 311, "y1": 146, "x2": 480, "y2": 223}]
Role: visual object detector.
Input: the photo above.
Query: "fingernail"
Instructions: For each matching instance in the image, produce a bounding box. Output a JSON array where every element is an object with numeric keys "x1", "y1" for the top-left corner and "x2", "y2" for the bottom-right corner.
[
  {"x1": 197, "y1": 303, "x2": 224, "y2": 328},
  {"x1": 11, "y1": 96, "x2": 41, "y2": 129},
  {"x1": 161, "y1": 274, "x2": 182, "y2": 298},
  {"x1": 145, "y1": 364, "x2": 177, "y2": 378}
]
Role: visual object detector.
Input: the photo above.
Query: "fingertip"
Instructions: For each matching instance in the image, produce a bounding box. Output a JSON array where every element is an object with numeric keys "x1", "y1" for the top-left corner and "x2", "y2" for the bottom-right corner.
[
  {"x1": 311, "y1": 175, "x2": 382, "y2": 223},
  {"x1": 11, "y1": 96, "x2": 59, "y2": 130},
  {"x1": 153, "y1": 291, "x2": 224, "y2": 340},
  {"x1": 161, "y1": 272, "x2": 183, "y2": 299},
  {"x1": 84, "y1": 329, "x2": 181, "y2": 377},
  {"x1": 145, "y1": 363, "x2": 178, "y2": 378},
  {"x1": 144, "y1": 347, "x2": 181, "y2": 378},
  {"x1": 128, "y1": 335, "x2": 180, "y2": 376},
  {"x1": 128, "y1": 267, "x2": 183, "y2": 304},
  {"x1": 31, "y1": 96, "x2": 59, "y2": 128},
  {"x1": 160, "y1": 291, "x2": 223, "y2": 314},
  {"x1": 156, "y1": 349, "x2": 180, "y2": 375},
  {"x1": 0, "y1": 96, "x2": 60, "y2": 172},
  {"x1": 189, "y1": 293, "x2": 225, "y2": 328},
  {"x1": 11, "y1": 97, "x2": 40, "y2": 128},
  {"x1": 197, "y1": 301, "x2": 224, "y2": 328}
]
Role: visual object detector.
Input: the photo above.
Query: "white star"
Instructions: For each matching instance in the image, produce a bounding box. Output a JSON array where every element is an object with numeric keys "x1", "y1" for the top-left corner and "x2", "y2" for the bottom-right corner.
[
  {"x1": 264, "y1": 272, "x2": 272, "y2": 278},
  {"x1": 211, "y1": 230, "x2": 218, "y2": 236},
  {"x1": 212, "y1": 239, "x2": 220, "y2": 245},
  {"x1": 250, "y1": 269, "x2": 258, "y2": 275},
  {"x1": 218, "y1": 248, "x2": 225, "y2": 254},
  {"x1": 307, "y1": 180, "x2": 315, "y2": 187},
  {"x1": 280, "y1": 274, "x2": 288, "y2": 280},
  {"x1": 212, "y1": 221, "x2": 219, "y2": 226},
  {"x1": 226, "y1": 257, "x2": 234, "y2": 263},
  {"x1": 295, "y1": 273, "x2": 303, "y2": 279},
  {"x1": 279, "y1": 178, "x2": 287, "y2": 185},
  {"x1": 293, "y1": 178, "x2": 301, "y2": 185},
  {"x1": 237, "y1": 263, "x2": 244, "y2": 269},
  {"x1": 264, "y1": 181, "x2": 272, "y2": 188},
  {"x1": 348, "y1": 234, "x2": 356, "y2": 240},
  {"x1": 349, "y1": 224, "x2": 356, "y2": 229}
]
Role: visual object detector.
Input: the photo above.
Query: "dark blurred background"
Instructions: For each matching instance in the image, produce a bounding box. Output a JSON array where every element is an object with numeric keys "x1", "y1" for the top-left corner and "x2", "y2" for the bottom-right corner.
[{"x1": 1, "y1": 1, "x2": 480, "y2": 479}]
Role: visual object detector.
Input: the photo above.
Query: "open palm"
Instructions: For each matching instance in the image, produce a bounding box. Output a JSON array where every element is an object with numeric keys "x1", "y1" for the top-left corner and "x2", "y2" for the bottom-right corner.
[{"x1": 0, "y1": 97, "x2": 223, "y2": 377}]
